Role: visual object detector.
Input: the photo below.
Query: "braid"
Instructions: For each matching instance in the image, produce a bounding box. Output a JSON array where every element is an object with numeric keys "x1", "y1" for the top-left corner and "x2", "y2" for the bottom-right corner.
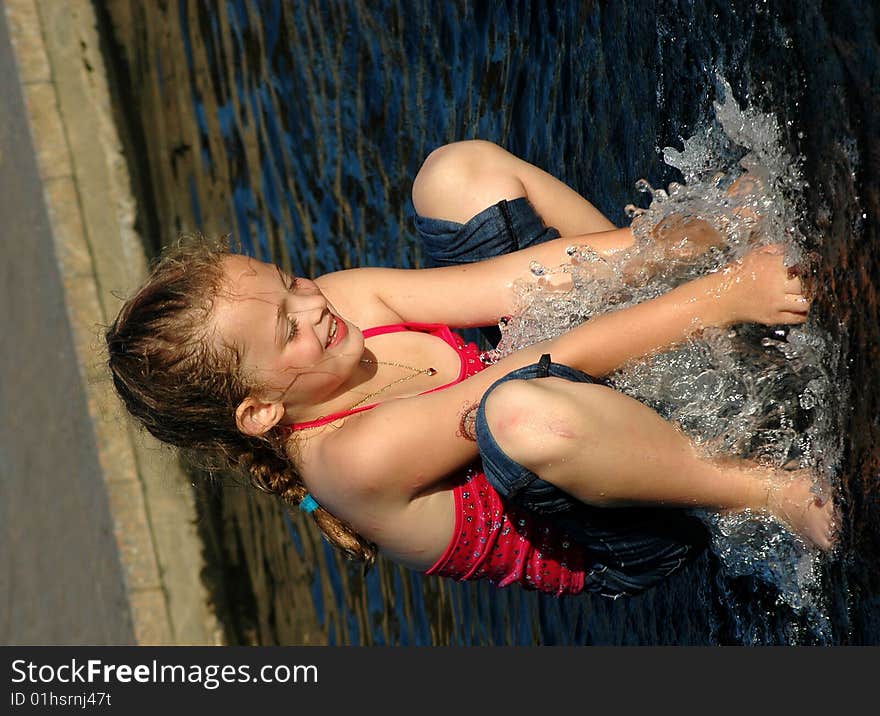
[
  {"x1": 106, "y1": 239, "x2": 377, "y2": 566},
  {"x1": 242, "y1": 440, "x2": 377, "y2": 566}
]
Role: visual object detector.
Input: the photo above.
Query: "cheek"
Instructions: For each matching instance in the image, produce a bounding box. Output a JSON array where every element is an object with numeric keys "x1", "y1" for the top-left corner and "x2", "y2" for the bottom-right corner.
[
  {"x1": 279, "y1": 340, "x2": 324, "y2": 373},
  {"x1": 299, "y1": 340, "x2": 327, "y2": 362},
  {"x1": 264, "y1": 360, "x2": 305, "y2": 397}
]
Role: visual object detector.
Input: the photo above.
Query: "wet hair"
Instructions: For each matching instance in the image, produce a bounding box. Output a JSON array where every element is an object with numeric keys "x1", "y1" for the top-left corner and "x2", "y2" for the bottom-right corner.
[{"x1": 105, "y1": 239, "x2": 377, "y2": 567}]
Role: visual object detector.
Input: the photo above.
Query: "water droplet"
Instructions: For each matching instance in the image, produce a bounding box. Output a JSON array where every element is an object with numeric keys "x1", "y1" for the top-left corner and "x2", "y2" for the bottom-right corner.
[{"x1": 634, "y1": 178, "x2": 653, "y2": 194}]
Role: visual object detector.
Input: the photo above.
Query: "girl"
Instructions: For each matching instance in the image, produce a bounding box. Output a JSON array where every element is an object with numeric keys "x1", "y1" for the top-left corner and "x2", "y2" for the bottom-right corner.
[{"x1": 107, "y1": 140, "x2": 836, "y2": 599}]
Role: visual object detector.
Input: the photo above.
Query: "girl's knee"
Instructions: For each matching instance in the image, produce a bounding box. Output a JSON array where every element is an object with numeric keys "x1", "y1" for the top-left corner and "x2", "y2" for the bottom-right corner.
[
  {"x1": 483, "y1": 378, "x2": 535, "y2": 440},
  {"x1": 412, "y1": 140, "x2": 525, "y2": 223},
  {"x1": 483, "y1": 378, "x2": 587, "y2": 470},
  {"x1": 417, "y1": 140, "x2": 502, "y2": 180}
]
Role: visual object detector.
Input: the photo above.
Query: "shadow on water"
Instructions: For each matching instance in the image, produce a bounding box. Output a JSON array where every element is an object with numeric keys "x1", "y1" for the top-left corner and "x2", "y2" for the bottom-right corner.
[{"x1": 97, "y1": 0, "x2": 878, "y2": 644}]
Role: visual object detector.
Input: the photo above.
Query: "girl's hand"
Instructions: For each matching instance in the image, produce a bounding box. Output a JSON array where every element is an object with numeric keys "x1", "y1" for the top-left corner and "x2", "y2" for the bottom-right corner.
[{"x1": 715, "y1": 244, "x2": 811, "y2": 326}]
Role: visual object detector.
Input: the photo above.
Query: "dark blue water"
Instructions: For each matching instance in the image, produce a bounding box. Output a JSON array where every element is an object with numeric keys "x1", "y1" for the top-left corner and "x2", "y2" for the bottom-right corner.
[{"x1": 102, "y1": 0, "x2": 879, "y2": 644}]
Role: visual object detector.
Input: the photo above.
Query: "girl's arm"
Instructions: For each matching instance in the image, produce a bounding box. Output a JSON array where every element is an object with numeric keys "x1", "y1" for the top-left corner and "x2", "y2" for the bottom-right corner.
[
  {"x1": 314, "y1": 246, "x2": 807, "y2": 503},
  {"x1": 315, "y1": 229, "x2": 636, "y2": 329},
  {"x1": 318, "y1": 215, "x2": 728, "y2": 329}
]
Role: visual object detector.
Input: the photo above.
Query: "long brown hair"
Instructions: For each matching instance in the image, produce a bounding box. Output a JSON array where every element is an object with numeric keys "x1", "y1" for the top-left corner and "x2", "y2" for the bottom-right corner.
[{"x1": 105, "y1": 239, "x2": 377, "y2": 566}]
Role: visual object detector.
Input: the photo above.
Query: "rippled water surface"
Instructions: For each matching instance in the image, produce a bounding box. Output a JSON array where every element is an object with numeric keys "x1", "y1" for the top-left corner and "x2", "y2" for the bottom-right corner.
[{"x1": 101, "y1": 0, "x2": 879, "y2": 644}]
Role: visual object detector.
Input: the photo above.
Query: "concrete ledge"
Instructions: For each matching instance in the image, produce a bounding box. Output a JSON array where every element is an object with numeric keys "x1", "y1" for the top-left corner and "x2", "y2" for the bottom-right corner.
[{"x1": 4, "y1": 0, "x2": 222, "y2": 645}]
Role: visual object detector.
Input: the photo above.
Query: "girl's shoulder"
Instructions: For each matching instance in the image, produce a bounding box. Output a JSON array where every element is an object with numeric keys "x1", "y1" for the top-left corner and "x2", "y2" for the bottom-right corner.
[{"x1": 292, "y1": 413, "x2": 456, "y2": 569}]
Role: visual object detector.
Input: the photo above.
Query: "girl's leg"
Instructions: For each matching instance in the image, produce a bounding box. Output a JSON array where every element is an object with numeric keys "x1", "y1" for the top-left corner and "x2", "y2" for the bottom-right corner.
[
  {"x1": 482, "y1": 376, "x2": 836, "y2": 550},
  {"x1": 412, "y1": 140, "x2": 617, "y2": 235}
]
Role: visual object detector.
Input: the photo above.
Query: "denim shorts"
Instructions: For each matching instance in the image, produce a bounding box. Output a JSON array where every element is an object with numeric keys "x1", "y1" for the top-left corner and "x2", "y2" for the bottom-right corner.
[
  {"x1": 473, "y1": 354, "x2": 707, "y2": 597},
  {"x1": 415, "y1": 196, "x2": 561, "y2": 268}
]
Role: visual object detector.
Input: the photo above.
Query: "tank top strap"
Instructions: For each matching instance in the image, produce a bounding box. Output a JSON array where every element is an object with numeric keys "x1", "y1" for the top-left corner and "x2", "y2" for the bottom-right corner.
[
  {"x1": 362, "y1": 321, "x2": 447, "y2": 338},
  {"x1": 288, "y1": 403, "x2": 376, "y2": 430}
]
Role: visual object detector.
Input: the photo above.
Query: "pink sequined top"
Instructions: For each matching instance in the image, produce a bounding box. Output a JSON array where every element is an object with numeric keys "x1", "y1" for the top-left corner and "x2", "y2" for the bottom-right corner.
[{"x1": 290, "y1": 321, "x2": 588, "y2": 596}]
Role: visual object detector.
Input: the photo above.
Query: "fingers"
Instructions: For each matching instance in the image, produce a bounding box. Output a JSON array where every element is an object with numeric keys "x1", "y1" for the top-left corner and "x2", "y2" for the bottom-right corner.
[
  {"x1": 775, "y1": 311, "x2": 808, "y2": 324},
  {"x1": 768, "y1": 293, "x2": 810, "y2": 324},
  {"x1": 784, "y1": 274, "x2": 802, "y2": 294},
  {"x1": 779, "y1": 290, "x2": 810, "y2": 324},
  {"x1": 783, "y1": 293, "x2": 810, "y2": 311},
  {"x1": 730, "y1": 244, "x2": 817, "y2": 326}
]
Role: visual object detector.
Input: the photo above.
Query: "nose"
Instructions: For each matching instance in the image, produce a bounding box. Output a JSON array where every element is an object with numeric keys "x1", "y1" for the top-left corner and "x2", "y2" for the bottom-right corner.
[{"x1": 292, "y1": 281, "x2": 328, "y2": 325}]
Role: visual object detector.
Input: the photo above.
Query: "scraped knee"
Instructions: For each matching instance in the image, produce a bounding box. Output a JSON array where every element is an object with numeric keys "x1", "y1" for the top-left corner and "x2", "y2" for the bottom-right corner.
[{"x1": 482, "y1": 378, "x2": 587, "y2": 472}]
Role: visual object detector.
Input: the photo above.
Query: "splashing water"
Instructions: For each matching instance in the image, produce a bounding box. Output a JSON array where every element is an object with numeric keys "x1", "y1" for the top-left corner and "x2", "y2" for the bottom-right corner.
[{"x1": 490, "y1": 78, "x2": 845, "y2": 615}]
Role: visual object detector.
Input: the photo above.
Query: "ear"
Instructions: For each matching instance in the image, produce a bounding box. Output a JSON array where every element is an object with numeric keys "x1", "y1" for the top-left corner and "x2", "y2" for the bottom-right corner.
[{"x1": 235, "y1": 396, "x2": 286, "y2": 437}]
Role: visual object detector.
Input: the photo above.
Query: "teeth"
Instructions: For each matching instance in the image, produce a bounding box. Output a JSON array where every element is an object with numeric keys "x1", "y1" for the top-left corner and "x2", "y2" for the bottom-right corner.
[{"x1": 326, "y1": 318, "x2": 337, "y2": 347}]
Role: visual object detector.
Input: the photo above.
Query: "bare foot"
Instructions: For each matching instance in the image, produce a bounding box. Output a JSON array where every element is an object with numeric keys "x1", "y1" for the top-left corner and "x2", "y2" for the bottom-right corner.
[{"x1": 764, "y1": 470, "x2": 837, "y2": 551}]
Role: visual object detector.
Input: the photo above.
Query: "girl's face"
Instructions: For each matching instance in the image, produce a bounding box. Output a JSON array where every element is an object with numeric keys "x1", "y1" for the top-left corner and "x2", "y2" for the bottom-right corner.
[{"x1": 211, "y1": 255, "x2": 364, "y2": 421}]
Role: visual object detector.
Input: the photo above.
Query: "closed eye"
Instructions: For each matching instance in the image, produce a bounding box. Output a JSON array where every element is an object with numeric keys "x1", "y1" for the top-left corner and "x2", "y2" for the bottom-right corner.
[
  {"x1": 273, "y1": 267, "x2": 301, "y2": 343},
  {"x1": 285, "y1": 313, "x2": 298, "y2": 343}
]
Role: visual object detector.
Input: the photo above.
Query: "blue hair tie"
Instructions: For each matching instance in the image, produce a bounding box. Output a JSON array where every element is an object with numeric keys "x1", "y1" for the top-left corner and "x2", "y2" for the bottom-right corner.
[{"x1": 299, "y1": 494, "x2": 320, "y2": 514}]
